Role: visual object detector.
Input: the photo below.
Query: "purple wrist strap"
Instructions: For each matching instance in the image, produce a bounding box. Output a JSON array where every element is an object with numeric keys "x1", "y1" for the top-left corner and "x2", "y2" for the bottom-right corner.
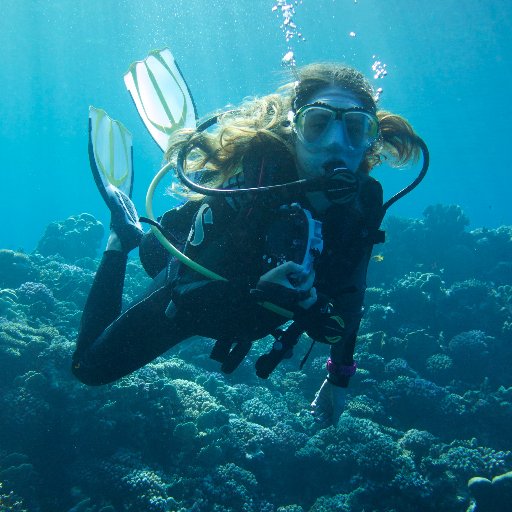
[{"x1": 326, "y1": 357, "x2": 357, "y2": 377}]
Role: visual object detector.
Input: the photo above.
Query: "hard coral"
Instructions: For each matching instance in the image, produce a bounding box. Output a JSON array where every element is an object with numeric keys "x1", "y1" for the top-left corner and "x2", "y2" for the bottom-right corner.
[
  {"x1": 172, "y1": 379, "x2": 221, "y2": 420},
  {"x1": 379, "y1": 376, "x2": 448, "y2": 430},
  {"x1": 0, "y1": 320, "x2": 57, "y2": 383},
  {"x1": 399, "y1": 429, "x2": 437, "y2": 457},
  {"x1": 310, "y1": 494, "x2": 350, "y2": 512},
  {"x1": 376, "y1": 205, "x2": 474, "y2": 285},
  {"x1": 447, "y1": 330, "x2": 493, "y2": 383},
  {"x1": 403, "y1": 330, "x2": 441, "y2": 369},
  {"x1": 0, "y1": 249, "x2": 37, "y2": 288},
  {"x1": 386, "y1": 272, "x2": 443, "y2": 332},
  {"x1": 425, "y1": 353, "x2": 454, "y2": 385},
  {"x1": 36, "y1": 213, "x2": 104, "y2": 262},
  {"x1": 472, "y1": 226, "x2": 512, "y2": 285},
  {"x1": 423, "y1": 204, "x2": 469, "y2": 240},
  {"x1": 467, "y1": 470, "x2": 512, "y2": 512},
  {"x1": 17, "y1": 282, "x2": 55, "y2": 311},
  {"x1": 429, "y1": 441, "x2": 512, "y2": 481},
  {"x1": 0, "y1": 480, "x2": 28, "y2": 512},
  {"x1": 94, "y1": 451, "x2": 176, "y2": 512},
  {"x1": 298, "y1": 416, "x2": 404, "y2": 480},
  {"x1": 384, "y1": 357, "x2": 418, "y2": 378},
  {"x1": 36, "y1": 258, "x2": 94, "y2": 308},
  {"x1": 0, "y1": 289, "x2": 17, "y2": 316},
  {"x1": 202, "y1": 462, "x2": 258, "y2": 511},
  {"x1": 0, "y1": 453, "x2": 37, "y2": 511},
  {"x1": 0, "y1": 371, "x2": 53, "y2": 449},
  {"x1": 442, "y1": 280, "x2": 504, "y2": 338},
  {"x1": 241, "y1": 397, "x2": 280, "y2": 427},
  {"x1": 346, "y1": 394, "x2": 386, "y2": 420}
]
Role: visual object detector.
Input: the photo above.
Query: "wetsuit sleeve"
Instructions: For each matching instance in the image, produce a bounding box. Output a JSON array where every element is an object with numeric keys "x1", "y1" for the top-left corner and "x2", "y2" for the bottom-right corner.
[
  {"x1": 327, "y1": 177, "x2": 384, "y2": 387},
  {"x1": 328, "y1": 246, "x2": 372, "y2": 387},
  {"x1": 74, "y1": 250, "x2": 128, "y2": 356}
]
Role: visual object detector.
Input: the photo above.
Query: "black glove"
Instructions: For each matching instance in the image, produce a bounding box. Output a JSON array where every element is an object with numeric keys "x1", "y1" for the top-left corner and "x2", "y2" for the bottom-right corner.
[
  {"x1": 250, "y1": 279, "x2": 311, "y2": 311},
  {"x1": 299, "y1": 298, "x2": 345, "y2": 345}
]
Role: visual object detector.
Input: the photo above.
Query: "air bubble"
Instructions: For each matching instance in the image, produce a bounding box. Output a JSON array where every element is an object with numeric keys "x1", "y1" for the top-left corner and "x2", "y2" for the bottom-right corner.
[
  {"x1": 272, "y1": 0, "x2": 305, "y2": 67},
  {"x1": 282, "y1": 51, "x2": 296, "y2": 67},
  {"x1": 372, "y1": 58, "x2": 388, "y2": 79}
]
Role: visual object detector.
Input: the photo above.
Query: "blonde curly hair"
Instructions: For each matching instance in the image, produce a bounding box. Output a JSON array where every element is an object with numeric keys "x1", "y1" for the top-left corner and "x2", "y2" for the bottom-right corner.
[{"x1": 165, "y1": 62, "x2": 421, "y2": 195}]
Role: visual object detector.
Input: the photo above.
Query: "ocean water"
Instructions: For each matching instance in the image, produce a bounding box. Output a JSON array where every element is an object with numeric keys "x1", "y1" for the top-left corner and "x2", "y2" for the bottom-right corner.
[
  {"x1": 1, "y1": 2, "x2": 512, "y2": 512},
  {"x1": 0, "y1": 0, "x2": 510, "y2": 251}
]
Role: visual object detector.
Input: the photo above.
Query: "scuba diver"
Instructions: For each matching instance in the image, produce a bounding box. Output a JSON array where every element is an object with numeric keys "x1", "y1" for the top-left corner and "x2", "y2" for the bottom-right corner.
[{"x1": 72, "y1": 59, "x2": 428, "y2": 428}]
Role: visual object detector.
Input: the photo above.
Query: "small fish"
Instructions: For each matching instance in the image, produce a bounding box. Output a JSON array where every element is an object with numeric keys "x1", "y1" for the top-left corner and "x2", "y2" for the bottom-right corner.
[{"x1": 372, "y1": 254, "x2": 384, "y2": 262}]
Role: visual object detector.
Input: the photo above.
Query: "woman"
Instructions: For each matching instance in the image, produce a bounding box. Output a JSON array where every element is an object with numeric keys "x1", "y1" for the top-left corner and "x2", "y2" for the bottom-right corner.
[{"x1": 72, "y1": 62, "x2": 422, "y2": 427}]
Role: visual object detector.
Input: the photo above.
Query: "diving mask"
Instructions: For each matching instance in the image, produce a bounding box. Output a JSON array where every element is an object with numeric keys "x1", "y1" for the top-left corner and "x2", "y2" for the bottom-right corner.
[{"x1": 293, "y1": 102, "x2": 379, "y2": 151}]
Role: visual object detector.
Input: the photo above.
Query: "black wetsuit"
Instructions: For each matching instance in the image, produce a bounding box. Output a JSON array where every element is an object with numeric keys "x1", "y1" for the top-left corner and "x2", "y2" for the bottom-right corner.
[{"x1": 72, "y1": 150, "x2": 383, "y2": 386}]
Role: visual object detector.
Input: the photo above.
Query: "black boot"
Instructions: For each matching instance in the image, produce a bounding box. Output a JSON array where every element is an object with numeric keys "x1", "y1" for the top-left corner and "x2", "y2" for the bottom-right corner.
[{"x1": 107, "y1": 184, "x2": 144, "y2": 252}]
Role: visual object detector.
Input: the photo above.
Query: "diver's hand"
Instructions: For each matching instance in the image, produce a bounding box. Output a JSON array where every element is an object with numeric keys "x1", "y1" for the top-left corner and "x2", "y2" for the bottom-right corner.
[
  {"x1": 311, "y1": 379, "x2": 347, "y2": 427},
  {"x1": 258, "y1": 261, "x2": 317, "y2": 309},
  {"x1": 251, "y1": 261, "x2": 317, "y2": 311},
  {"x1": 259, "y1": 261, "x2": 314, "y2": 289}
]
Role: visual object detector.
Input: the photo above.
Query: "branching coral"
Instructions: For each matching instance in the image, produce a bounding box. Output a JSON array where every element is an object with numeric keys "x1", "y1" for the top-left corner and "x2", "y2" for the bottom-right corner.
[
  {"x1": 85, "y1": 450, "x2": 177, "y2": 512},
  {"x1": 426, "y1": 440, "x2": 512, "y2": 481},
  {"x1": 0, "y1": 289, "x2": 18, "y2": 317},
  {"x1": 0, "y1": 320, "x2": 58, "y2": 384},
  {"x1": 447, "y1": 330, "x2": 494, "y2": 383},
  {"x1": 35, "y1": 258, "x2": 94, "y2": 308},
  {"x1": 386, "y1": 272, "x2": 445, "y2": 333},
  {"x1": 442, "y1": 281, "x2": 505, "y2": 338}
]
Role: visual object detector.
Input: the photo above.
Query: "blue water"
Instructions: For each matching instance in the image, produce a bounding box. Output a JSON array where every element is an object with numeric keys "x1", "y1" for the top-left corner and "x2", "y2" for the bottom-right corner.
[
  {"x1": 1, "y1": 4, "x2": 511, "y2": 511},
  {"x1": 1, "y1": 0, "x2": 510, "y2": 251}
]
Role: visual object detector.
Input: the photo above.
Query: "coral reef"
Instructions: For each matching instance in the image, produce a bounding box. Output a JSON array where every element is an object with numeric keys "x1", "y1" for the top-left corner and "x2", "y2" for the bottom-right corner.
[
  {"x1": 0, "y1": 249, "x2": 37, "y2": 288},
  {"x1": 0, "y1": 206, "x2": 509, "y2": 512},
  {"x1": 36, "y1": 213, "x2": 104, "y2": 262},
  {"x1": 467, "y1": 470, "x2": 512, "y2": 512}
]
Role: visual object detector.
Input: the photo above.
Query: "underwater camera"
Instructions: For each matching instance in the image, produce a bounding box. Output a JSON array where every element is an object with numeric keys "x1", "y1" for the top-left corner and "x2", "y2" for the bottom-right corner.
[{"x1": 261, "y1": 203, "x2": 323, "y2": 276}]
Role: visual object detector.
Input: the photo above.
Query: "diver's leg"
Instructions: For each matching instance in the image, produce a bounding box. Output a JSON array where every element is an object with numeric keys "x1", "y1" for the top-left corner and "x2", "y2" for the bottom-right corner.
[
  {"x1": 72, "y1": 285, "x2": 190, "y2": 385},
  {"x1": 74, "y1": 249, "x2": 128, "y2": 359},
  {"x1": 75, "y1": 180, "x2": 145, "y2": 357},
  {"x1": 72, "y1": 263, "x2": 190, "y2": 386}
]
